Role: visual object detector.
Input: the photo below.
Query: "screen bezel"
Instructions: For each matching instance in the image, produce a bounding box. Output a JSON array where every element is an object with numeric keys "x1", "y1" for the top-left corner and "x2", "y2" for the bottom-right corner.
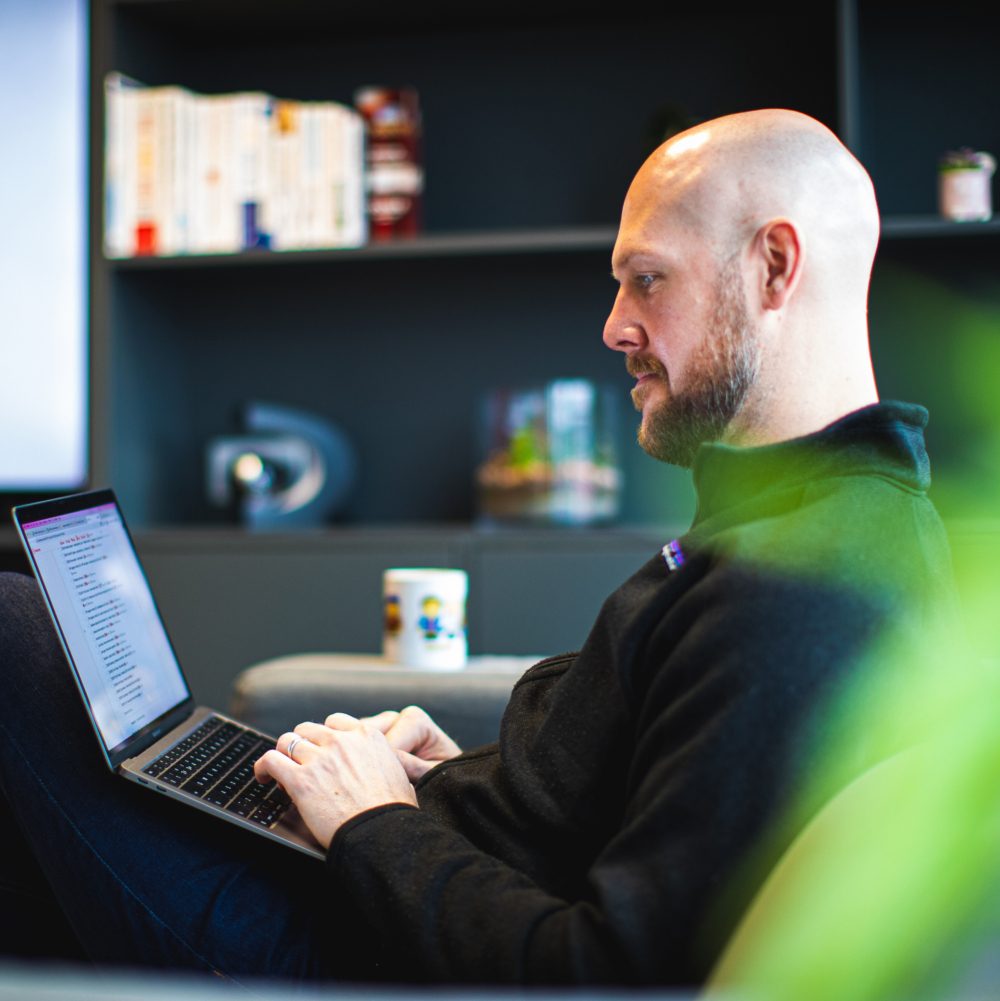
[{"x1": 12, "y1": 488, "x2": 194, "y2": 770}]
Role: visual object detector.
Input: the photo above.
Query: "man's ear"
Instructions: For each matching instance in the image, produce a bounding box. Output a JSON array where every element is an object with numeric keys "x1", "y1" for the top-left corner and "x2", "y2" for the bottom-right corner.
[{"x1": 755, "y1": 219, "x2": 802, "y2": 311}]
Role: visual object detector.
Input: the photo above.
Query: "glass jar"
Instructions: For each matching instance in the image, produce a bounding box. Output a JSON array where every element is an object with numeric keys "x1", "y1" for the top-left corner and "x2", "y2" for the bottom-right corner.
[
  {"x1": 938, "y1": 148, "x2": 996, "y2": 222},
  {"x1": 476, "y1": 379, "x2": 622, "y2": 526}
]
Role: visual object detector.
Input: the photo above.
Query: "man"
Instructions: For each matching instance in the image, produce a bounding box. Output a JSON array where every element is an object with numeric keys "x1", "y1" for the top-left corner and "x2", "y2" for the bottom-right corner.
[{"x1": 0, "y1": 109, "x2": 956, "y2": 986}]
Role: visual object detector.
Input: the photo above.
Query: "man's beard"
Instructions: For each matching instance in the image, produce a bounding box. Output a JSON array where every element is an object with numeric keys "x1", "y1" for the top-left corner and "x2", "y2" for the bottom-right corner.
[{"x1": 632, "y1": 258, "x2": 761, "y2": 468}]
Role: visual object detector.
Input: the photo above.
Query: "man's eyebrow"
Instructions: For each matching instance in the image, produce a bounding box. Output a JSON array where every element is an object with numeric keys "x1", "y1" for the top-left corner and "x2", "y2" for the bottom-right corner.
[{"x1": 610, "y1": 253, "x2": 635, "y2": 278}]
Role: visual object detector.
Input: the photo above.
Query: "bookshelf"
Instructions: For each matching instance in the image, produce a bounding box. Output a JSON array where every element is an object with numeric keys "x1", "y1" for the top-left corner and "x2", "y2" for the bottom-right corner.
[
  {"x1": 75, "y1": 0, "x2": 1000, "y2": 697},
  {"x1": 90, "y1": 0, "x2": 844, "y2": 531},
  {"x1": 88, "y1": 0, "x2": 1000, "y2": 531}
]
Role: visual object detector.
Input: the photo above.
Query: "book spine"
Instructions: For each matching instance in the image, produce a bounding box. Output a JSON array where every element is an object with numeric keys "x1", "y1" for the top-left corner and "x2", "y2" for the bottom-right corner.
[
  {"x1": 133, "y1": 85, "x2": 158, "y2": 255},
  {"x1": 171, "y1": 87, "x2": 194, "y2": 254},
  {"x1": 332, "y1": 103, "x2": 348, "y2": 247},
  {"x1": 190, "y1": 94, "x2": 207, "y2": 253},
  {"x1": 103, "y1": 73, "x2": 125, "y2": 257},
  {"x1": 234, "y1": 92, "x2": 271, "y2": 250},
  {"x1": 269, "y1": 99, "x2": 303, "y2": 251},
  {"x1": 344, "y1": 104, "x2": 367, "y2": 247},
  {"x1": 188, "y1": 94, "x2": 204, "y2": 253},
  {"x1": 193, "y1": 95, "x2": 238, "y2": 254},
  {"x1": 155, "y1": 87, "x2": 179, "y2": 255},
  {"x1": 222, "y1": 93, "x2": 240, "y2": 252},
  {"x1": 298, "y1": 103, "x2": 314, "y2": 248},
  {"x1": 322, "y1": 102, "x2": 340, "y2": 247}
]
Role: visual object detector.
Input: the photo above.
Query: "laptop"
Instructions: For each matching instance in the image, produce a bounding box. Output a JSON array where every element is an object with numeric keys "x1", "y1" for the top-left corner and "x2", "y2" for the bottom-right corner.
[{"x1": 11, "y1": 487, "x2": 324, "y2": 861}]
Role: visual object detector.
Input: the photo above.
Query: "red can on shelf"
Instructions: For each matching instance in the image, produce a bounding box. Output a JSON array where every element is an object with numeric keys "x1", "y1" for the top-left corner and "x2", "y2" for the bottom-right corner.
[{"x1": 354, "y1": 86, "x2": 423, "y2": 240}]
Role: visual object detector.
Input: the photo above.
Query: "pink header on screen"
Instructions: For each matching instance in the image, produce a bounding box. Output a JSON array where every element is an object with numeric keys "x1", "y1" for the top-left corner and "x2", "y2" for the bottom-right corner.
[{"x1": 21, "y1": 502, "x2": 117, "y2": 531}]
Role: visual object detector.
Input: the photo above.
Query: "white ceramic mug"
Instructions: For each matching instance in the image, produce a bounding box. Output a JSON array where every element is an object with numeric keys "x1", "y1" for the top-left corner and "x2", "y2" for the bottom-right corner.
[{"x1": 382, "y1": 568, "x2": 468, "y2": 670}]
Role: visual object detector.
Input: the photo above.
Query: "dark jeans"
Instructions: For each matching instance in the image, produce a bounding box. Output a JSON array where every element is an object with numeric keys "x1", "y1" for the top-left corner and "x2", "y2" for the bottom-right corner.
[{"x1": 0, "y1": 572, "x2": 379, "y2": 985}]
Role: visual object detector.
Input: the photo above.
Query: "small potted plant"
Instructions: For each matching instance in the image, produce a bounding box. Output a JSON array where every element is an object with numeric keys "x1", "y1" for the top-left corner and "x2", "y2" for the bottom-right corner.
[{"x1": 938, "y1": 147, "x2": 996, "y2": 221}]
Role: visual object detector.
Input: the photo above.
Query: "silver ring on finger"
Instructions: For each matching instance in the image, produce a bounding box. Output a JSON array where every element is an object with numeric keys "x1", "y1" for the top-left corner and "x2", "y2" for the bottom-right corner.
[{"x1": 286, "y1": 734, "x2": 309, "y2": 760}]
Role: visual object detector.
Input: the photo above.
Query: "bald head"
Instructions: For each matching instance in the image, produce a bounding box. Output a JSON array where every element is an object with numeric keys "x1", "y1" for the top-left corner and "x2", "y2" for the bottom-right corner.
[{"x1": 630, "y1": 109, "x2": 880, "y2": 293}]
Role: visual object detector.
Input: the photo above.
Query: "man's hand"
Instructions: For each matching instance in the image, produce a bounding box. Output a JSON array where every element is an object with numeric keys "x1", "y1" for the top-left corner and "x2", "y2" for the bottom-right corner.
[
  {"x1": 361, "y1": 705, "x2": 462, "y2": 780},
  {"x1": 254, "y1": 714, "x2": 417, "y2": 851}
]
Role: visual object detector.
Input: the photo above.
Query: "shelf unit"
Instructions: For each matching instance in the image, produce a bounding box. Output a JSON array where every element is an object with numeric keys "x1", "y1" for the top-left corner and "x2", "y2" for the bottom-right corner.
[
  {"x1": 78, "y1": 0, "x2": 1000, "y2": 695},
  {"x1": 89, "y1": 0, "x2": 845, "y2": 532},
  {"x1": 89, "y1": 0, "x2": 1000, "y2": 531}
]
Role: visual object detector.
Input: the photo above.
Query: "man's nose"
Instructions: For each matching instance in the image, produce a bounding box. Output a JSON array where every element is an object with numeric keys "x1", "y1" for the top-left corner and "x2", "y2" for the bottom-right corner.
[{"x1": 603, "y1": 288, "x2": 643, "y2": 353}]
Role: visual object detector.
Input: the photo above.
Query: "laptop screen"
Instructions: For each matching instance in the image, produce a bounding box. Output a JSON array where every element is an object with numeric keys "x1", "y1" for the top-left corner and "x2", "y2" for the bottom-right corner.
[{"x1": 19, "y1": 498, "x2": 191, "y2": 754}]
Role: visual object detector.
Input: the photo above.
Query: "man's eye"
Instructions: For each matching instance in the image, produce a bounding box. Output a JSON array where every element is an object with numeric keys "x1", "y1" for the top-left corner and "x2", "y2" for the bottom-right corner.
[{"x1": 635, "y1": 274, "x2": 657, "y2": 290}]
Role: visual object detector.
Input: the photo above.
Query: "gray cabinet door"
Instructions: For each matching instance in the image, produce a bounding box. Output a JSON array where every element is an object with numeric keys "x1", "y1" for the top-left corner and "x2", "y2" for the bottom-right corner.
[
  {"x1": 470, "y1": 532, "x2": 665, "y2": 656},
  {"x1": 138, "y1": 532, "x2": 460, "y2": 709},
  {"x1": 136, "y1": 528, "x2": 670, "y2": 710}
]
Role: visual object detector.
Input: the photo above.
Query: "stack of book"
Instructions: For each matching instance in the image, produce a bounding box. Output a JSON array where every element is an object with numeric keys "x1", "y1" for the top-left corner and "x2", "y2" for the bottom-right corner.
[{"x1": 104, "y1": 74, "x2": 367, "y2": 258}]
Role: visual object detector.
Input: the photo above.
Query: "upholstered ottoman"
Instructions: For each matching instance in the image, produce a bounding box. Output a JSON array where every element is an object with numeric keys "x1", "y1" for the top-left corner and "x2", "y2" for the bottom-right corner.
[{"x1": 230, "y1": 653, "x2": 540, "y2": 750}]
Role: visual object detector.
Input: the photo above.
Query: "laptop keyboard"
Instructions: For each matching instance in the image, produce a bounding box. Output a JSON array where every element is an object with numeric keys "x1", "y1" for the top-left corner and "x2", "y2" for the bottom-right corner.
[{"x1": 142, "y1": 715, "x2": 290, "y2": 828}]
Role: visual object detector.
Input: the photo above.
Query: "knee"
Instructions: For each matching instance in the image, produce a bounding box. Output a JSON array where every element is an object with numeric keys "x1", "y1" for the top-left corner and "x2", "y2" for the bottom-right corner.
[
  {"x1": 0, "y1": 571, "x2": 43, "y2": 615},
  {"x1": 0, "y1": 572, "x2": 61, "y2": 663}
]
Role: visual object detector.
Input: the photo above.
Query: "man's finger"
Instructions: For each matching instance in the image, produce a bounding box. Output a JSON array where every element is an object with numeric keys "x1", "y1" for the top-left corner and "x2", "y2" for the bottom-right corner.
[
  {"x1": 397, "y1": 749, "x2": 437, "y2": 781},
  {"x1": 325, "y1": 712, "x2": 361, "y2": 731},
  {"x1": 254, "y1": 748, "x2": 298, "y2": 786},
  {"x1": 380, "y1": 706, "x2": 433, "y2": 753},
  {"x1": 359, "y1": 710, "x2": 400, "y2": 734},
  {"x1": 293, "y1": 720, "x2": 338, "y2": 746}
]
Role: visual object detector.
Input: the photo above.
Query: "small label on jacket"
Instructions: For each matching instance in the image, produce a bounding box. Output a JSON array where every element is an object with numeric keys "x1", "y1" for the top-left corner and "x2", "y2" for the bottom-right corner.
[{"x1": 661, "y1": 539, "x2": 686, "y2": 572}]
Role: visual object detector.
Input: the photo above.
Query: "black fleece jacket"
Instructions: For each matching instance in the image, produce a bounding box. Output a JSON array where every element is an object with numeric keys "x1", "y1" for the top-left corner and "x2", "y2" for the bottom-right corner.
[{"x1": 324, "y1": 401, "x2": 958, "y2": 987}]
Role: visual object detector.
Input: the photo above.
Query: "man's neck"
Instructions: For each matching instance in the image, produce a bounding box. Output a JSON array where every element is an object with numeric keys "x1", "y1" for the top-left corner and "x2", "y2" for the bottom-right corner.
[
  {"x1": 725, "y1": 310, "x2": 880, "y2": 449},
  {"x1": 724, "y1": 373, "x2": 880, "y2": 450}
]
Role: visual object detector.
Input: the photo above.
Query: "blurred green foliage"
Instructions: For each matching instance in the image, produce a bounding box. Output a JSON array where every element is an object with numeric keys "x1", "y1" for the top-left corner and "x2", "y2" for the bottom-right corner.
[{"x1": 707, "y1": 276, "x2": 1000, "y2": 1001}]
